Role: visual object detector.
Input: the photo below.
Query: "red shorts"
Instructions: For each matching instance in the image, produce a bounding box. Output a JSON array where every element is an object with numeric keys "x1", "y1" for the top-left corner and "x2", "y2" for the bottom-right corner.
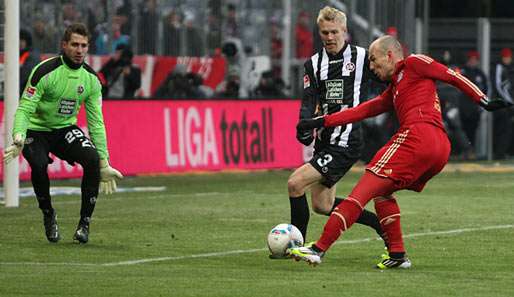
[{"x1": 366, "y1": 123, "x2": 451, "y2": 192}]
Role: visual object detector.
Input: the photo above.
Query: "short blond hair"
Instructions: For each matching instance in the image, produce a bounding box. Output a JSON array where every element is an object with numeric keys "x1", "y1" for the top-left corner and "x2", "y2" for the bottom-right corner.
[{"x1": 317, "y1": 6, "x2": 347, "y2": 28}]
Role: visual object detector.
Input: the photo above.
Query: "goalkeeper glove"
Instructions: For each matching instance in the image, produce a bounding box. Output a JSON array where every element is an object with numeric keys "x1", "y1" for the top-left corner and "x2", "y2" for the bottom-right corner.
[
  {"x1": 479, "y1": 97, "x2": 513, "y2": 111},
  {"x1": 99, "y1": 159, "x2": 123, "y2": 194},
  {"x1": 296, "y1": 116, "x2": 325, "y2": 132},
  {"x1": 3, "y1": 133, "x2": 25, "y2": 164},
  {"x1": 296, "y1": 129, "x2": 314, "y2": 146}
]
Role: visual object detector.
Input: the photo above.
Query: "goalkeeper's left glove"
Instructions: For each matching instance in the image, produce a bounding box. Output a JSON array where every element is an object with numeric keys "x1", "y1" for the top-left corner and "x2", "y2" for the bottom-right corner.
[
  {"x1": 296, "y1": 116, "x2": 325, "y2": 132},
  {"x1": 479, "y1": 96, "x2": 513, "y2": 111},
  {"x1": 3, "y1": 133, "x2": 25, "y2": 164},
  {"x1": 99, "y1": 159, "x2": 123, "y2": 194}
]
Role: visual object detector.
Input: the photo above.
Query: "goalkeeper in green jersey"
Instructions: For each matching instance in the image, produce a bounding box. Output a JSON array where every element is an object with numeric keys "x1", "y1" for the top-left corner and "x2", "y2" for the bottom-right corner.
[{"x1": 3, "y1": 23, "x2": 123, "y2": 244}]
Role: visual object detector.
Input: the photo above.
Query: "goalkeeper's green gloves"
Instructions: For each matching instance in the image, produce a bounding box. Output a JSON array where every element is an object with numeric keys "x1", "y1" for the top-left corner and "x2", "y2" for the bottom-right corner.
[
  {"x1": 3, "y1": 133, "x2": 25, "y2": 164},
  {"x1": 479, "y1": 96, "x2": 513, "y2": 111},
  {"x1": 99, "y1": 159, "x2": 123, "y2": 194}
]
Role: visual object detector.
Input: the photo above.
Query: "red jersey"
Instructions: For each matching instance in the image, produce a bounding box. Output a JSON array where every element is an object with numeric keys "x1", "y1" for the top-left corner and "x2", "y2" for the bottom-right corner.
[{"x1": 324, "y1": 54, "x2": 486, "y2": 129}]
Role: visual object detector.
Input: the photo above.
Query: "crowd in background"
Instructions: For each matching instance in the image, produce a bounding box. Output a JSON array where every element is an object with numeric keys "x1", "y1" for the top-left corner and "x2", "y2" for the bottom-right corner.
[{"x1": 12, "y1": 0, "x2": 514, "y2": 160}]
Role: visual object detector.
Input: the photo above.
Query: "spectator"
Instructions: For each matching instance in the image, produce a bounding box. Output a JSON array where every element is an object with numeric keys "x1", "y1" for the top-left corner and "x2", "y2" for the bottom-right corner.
[
  {"x1": 437, "y1": 50, "x2": 475, "y2": 160},
  {"x1": 62, "y1": 2, "x2": 80, "y2": 28},
  {"x1": 184, "y1": 11, "x2": 205, "y2": 57},
  {"x1": 98, "y1": 44, "x2": 141, "y2": 99},
  {"x1": 138, "y1": 0, "x2": 158, "y2": 54},
  {"x1": 295, "y1": 11, "x2": 313, "y2": 59},
  {"x1": 270, "y1": 20, "x2": 283, "y2": 77},
  {"x1": 163, "y1": 10, "x2": 182, "y2": 56},
  {"x1": 31, "y1": 17, "x2": 58, "y2": 53},
  {"x1": 95, "y1": 18, "x2": 130, "y2": 55},
  {"x1": 19, "y1": 29, "x2": 40, "y2": 93},
  {"x1": 155, "y1": 64, "x2": 208, "y2": 98},
  {"x1": 492, "y1": 48, "x2": 514, "y2": 159},
  {"x1": 459, "y1": 50, "x2": 488, "y2": 147},
  {"x1": 223, "y1": 3, "x2": 240, "y2": 39},
  {"x1": 206, "y1": 13, "x2": 222, "y2": 55},
  {"x1": 253, "y1": 70, "x2": 285, "y2": 98},
  {"x1": 215, "y1": 67, "x2": 240, "y2": 98}
]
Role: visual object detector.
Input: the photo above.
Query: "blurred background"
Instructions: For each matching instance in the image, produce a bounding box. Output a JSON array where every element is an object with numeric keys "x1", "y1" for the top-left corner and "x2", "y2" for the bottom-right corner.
[{"x1": 2, "y1": 0, "x2": 514, "y2": 177}]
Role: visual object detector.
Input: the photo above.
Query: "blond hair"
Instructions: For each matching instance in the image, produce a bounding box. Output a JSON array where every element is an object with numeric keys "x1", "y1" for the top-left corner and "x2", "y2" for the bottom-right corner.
[{"x1": 317, "y1": 6, "x2": 347, "y2": 28}]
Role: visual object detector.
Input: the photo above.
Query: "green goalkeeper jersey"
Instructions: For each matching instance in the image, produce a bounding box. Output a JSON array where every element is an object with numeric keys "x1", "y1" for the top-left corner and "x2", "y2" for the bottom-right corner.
[{"x1": 13, "y1": 55, "x2": 109, "y2": 160}]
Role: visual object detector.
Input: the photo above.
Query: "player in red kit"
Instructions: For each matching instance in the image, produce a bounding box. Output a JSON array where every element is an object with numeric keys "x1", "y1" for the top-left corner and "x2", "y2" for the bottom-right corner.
[{"x1": 289, "y1": 35, "x2": 512, "y2": 268}]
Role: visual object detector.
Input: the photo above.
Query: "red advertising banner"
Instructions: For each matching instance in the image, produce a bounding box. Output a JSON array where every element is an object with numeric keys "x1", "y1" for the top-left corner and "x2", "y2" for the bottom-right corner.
[{"x1": 0, "y1": 100, "x2": 303, "y2": 180}]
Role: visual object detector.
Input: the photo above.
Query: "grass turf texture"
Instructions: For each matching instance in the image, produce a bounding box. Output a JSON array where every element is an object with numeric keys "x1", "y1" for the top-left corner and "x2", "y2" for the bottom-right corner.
[{"x1": 1, "y1": 170, "x2": 513, "y2": 297}]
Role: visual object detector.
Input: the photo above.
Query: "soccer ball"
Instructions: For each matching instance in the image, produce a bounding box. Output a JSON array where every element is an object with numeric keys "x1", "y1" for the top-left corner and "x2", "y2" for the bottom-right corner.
[{"x1": 267, "y1": 223, "x2": 304, "y2": 256}]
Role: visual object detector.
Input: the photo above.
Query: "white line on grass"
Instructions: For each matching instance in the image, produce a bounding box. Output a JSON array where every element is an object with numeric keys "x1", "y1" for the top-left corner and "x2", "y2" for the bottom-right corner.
[{"x1": 1, "y1": 224, "x2": 512, "y2": 267}]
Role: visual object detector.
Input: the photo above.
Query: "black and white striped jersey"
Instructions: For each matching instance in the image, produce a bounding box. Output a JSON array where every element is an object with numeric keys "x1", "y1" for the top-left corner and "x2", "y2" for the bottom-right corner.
[{"x1": 300, "y1": 43, "x2": 375, "y2": 152}]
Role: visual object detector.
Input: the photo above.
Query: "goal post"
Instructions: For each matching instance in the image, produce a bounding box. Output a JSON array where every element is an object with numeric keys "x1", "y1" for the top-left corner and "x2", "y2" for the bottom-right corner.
[{"x1": 3, "y1": 0, "x2": 20, "y2": 207}]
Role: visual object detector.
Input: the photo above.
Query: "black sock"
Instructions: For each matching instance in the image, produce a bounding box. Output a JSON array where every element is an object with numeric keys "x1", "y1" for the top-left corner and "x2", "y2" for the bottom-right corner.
[
  {"x1": 79, "y1": 153, "x2": 100, "y2": 226},
  {"x1": 390, "y1": 252, "x2": 405, "y2": 259},
  {"x1": 36, "y1": 196, "x2": 54, "y2": 214},
  {"x1": 290, "y1": 194, "x2": 309, "y2": 241},
  {"x1": 329, "y1": 198, "x2": 344, "y2": 214}
]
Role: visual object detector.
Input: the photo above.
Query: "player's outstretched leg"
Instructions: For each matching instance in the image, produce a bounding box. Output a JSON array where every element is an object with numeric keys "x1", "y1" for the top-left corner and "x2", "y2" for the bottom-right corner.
[{"x1": 288, "y1": 242, "x2": 325, "y2": 266}]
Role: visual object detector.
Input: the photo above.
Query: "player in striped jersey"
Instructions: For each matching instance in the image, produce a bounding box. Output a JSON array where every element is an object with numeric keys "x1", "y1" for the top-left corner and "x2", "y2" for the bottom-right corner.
[
  {"x1": 291, "y1": 35, "x2": 512, "y2": 267},
  {"x1": 287, "y1": 6, "x2": 387, "y2": 253}
]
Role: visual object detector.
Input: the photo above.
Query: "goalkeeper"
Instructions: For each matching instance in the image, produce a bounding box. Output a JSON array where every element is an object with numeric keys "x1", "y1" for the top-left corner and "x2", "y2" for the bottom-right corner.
[{"x1": 3, "y1": 23, "x2": 123, "y2": 244}]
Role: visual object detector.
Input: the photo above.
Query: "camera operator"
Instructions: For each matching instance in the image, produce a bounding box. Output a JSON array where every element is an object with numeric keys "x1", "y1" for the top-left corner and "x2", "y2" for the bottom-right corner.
[{"x1": 98, "y1": 44, "x2": 141, "y2": 98}]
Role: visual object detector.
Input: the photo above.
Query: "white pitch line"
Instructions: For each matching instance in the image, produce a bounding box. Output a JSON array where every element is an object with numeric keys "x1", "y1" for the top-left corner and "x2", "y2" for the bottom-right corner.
[{"x1": 1, "y1": 224, "x2": 512, "y2": 267}]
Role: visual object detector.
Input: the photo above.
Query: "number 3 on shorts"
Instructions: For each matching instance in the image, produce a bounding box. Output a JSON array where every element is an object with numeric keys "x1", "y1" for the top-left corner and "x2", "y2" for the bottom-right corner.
[{"x1": 317, "y1": 153, "x2": 333, "y2": 167}]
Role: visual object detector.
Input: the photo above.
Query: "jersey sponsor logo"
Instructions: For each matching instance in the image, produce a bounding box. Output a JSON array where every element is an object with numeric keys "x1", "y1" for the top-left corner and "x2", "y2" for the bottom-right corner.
[
  {"x1": 325, "y1": 79, "x2": 344, "y2": 100},
  {"x1": 25, "y1": 86, "x2": 37, "y2": 98},
  {"x1": 58, "y1": 98, "x2": 77, "y2": 115},
  {"x1": 344, "y1": 62, "x2": 356, "y2": 72},
  {"x1": 329, "y1": 58, "x2": 344, "y2": 64},
  {"x1": 303, "y1": 75, "x2": 310, "y2": 89},
  {"x1": 77, "y1": 85, "x2": 85, "y2": 94}
]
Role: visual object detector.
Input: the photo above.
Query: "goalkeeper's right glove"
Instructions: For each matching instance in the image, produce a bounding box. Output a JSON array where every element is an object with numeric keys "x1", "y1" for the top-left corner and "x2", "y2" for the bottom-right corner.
[
  {"x1": 99, "y1": 159, "x2": 124, "y2": 195},
  {"x1": 479, "y1": 96, "x2": 513, "y2": 111},
  {"x1": 3, "y1": 133, "x2": 25, "y2": 164}
]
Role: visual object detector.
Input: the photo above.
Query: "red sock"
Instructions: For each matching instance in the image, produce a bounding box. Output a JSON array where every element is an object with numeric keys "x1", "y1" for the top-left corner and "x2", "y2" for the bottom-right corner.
[
  {"x1": 315, "y1": 171, "x2": 397, "y2": 252},
  {"x1": 316, "y1": 198, "x2": 363, "y2": 251},
  {"x1": 374, "y1": 196, "x2": 405, "y2": 254}
]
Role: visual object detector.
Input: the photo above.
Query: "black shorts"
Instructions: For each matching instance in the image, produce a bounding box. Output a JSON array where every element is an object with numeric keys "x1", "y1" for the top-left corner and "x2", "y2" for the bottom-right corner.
[
  {"x1": 22, "y1": 125, "x2": 98, "y2": 166},
  {"x1": 309, "y1": 145, "x2": 360, "y2": 188}
]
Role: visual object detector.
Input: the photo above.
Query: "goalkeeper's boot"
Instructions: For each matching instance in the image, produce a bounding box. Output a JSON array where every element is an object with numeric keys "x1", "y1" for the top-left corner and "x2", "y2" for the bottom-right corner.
[
  {"x1": 376, "y1": 256, "x2": 411, "y2": 269},
  {"x1": 43, "y1": 210, "x2": 60, "y2": 243},
  {"x1": 288, "y1": 242, "x2": 324, "y2": 266},
  {"x1": 73, "y1": 221, "x2": 90, "y2": 244}
]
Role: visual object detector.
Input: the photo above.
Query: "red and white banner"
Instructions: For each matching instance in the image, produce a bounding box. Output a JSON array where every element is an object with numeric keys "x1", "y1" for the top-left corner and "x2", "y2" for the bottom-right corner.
[
  {"x1": 2, "y1": 54, "x2": 227, "y2": 97},
  {"x1": 0, "y1": 100, "x2": 303, "y2": 180}
]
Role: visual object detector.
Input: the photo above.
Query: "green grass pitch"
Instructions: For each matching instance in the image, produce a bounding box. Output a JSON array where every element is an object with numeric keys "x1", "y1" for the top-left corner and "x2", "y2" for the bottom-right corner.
[{"x1": 1, "y1": 169, "x2": 513, "y2": 297}]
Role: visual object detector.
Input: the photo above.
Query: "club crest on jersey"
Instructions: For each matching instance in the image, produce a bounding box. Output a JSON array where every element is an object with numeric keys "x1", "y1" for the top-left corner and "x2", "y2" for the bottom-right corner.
[
  {"x1": 77, "y1": 85, "x2": 85, "y2": 94},
  {"x1": 344, "y1": 62, "x2": 356, "y2": 72},
  {"x1": 25, "y1": 86, "x2": 36, "y2": 98},
  {"x1": 325, "y1": 79, "x2": 344, "y2": 100},
  {"x1": 303, "y1": 75, "x2": 310, "y2": 89}
]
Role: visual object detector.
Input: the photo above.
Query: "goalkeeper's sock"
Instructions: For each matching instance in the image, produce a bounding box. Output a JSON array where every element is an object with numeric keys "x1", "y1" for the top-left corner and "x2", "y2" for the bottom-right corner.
[
  {"x1": 290, "y1": 194, "x2": 310, "y2": 241},
  {"x1": 37, "y1": 196, "x2": 54, "y2": 214},
  {"x1": 79, "y1": 151, "x2": 101, "y2": 221},
  {"x1": 374, "y1": 196, "x2": 405, "y2": 254}
]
